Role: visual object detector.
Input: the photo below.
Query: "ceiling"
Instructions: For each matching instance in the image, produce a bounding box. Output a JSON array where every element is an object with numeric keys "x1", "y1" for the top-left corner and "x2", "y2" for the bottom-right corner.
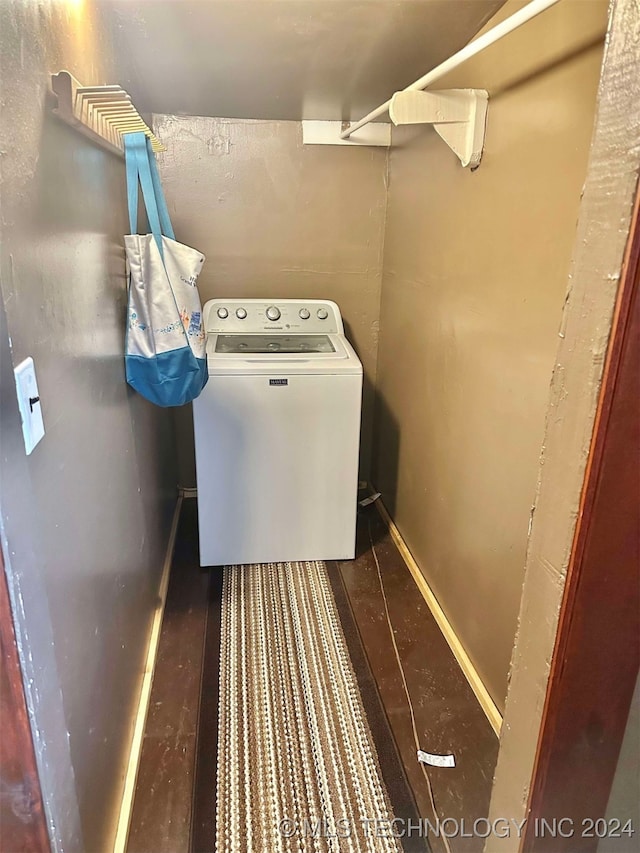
[{"x1": 101, "y1": 0, "x2": 505, "y2": 122}]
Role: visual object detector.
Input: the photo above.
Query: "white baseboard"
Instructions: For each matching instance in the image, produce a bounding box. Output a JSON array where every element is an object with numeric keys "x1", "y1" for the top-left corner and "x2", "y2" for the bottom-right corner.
[
  {"x1": 112, "y1": 493, "x2": 183, "y2": 853},
  {"x1": 375, "y1": 498, "x2": 503, "y2": 737}
]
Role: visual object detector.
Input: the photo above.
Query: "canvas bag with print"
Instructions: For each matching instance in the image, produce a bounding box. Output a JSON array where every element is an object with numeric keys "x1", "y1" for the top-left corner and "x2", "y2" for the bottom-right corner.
[{"x1": 124, "y1": 132, "x2": 207, "y2": 407}]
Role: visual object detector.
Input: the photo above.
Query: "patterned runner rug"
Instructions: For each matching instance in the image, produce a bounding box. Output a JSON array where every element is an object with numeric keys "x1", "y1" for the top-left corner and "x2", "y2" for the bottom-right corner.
[{"x1": 216, "y1": 560, "x2": 402, "y2": 852}]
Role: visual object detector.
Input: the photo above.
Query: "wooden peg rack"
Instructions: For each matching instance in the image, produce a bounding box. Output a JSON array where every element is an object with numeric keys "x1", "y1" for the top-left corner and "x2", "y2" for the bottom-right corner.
[{"x1": 50, "y1": 70, "x2": 166, "y2": 157}]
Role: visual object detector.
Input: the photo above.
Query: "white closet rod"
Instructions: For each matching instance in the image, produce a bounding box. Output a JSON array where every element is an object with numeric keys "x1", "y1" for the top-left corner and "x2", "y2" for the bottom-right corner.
[{"x1": 340, "y1": 0, "x2": 562, "y2": 139}]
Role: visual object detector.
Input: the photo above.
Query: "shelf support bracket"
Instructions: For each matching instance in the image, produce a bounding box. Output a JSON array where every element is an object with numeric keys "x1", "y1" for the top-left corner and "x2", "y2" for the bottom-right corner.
[{"x1": 389, "y1": 88, "x2": 489, "y2": 168}]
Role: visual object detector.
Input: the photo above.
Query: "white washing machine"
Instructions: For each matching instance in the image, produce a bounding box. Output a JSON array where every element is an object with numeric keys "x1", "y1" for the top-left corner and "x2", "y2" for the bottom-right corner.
[{"x1": 193, "y1": 298, "x2": 363, "y2": 566}]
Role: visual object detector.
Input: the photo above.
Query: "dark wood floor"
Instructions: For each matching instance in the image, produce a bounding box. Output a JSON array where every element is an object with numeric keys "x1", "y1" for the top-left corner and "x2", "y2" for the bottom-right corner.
[
  {"x1": 126, "y1": 500, "x2": 498, "y2": 853},
  {"x1": 334, "y1": 509, "x2": 499, "y2": 852},
  {"x1": 127, "y1": 501, "x2": 211, "y2": 853}
]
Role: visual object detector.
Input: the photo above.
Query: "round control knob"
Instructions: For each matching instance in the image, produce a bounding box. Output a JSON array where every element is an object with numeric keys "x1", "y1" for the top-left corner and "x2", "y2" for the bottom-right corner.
[
  {"x1": 217, "y1": 307, "x2": 229, "y2": 319},
  {"x1": 266, "y1": 306, "x2": 281, "y2": 321},
  {"x1": 236, "y1": 307, "x2": 247, "y2": 319},
  {"x1": 299, "y1": 308, "x2": 311, "y2": 320},
  {"x1": 317, "y1": 307, "x2": 329, "y2": 320}
]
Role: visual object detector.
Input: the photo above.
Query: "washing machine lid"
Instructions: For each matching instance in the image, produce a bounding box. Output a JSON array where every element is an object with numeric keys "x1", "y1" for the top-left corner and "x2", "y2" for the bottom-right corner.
[
  {"x1": 205, "y1": 333, "x2": 362, "y2": 375},
  {"x1": 214, "y1": 333, "x2": 335, "y2": 355}
]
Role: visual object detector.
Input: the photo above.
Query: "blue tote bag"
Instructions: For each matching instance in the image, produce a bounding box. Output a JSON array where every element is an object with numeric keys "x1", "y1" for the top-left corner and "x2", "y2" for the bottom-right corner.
[{"x1": 124, "y1": 132, "x2": 208, "y2": 407}]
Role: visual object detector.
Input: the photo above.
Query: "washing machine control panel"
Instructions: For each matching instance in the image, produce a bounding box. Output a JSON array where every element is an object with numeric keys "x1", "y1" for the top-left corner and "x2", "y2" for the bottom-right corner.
[{"x1": 205, "y1": 300, "x2": 343, "y2": 334}]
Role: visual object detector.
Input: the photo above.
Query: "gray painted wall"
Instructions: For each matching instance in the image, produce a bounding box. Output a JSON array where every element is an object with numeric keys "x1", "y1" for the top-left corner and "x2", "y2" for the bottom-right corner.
[
  {"x1": 154, "y1": 116, "x2": 389, "y2": 487},
  {"x1": 0, "y1": 3, "x2": 177, "y2": 850},
  {"x1": 372, "y1": 0, "x2": 607, "y2": 709}
]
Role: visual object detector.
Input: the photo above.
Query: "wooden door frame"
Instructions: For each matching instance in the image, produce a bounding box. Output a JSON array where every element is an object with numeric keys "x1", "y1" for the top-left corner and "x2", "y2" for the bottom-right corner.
[
  {"x1": 522, "y1": 191, "x2": 640, "y2": 851},
  {"x1": 0, "y1": 545, "x2": 50, "y2": 851}
]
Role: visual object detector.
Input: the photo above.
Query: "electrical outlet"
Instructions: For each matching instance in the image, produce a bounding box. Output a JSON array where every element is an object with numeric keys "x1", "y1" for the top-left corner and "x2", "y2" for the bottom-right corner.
[{"x1": 14, "y1": 357, "x2": 45, "y2": 455}]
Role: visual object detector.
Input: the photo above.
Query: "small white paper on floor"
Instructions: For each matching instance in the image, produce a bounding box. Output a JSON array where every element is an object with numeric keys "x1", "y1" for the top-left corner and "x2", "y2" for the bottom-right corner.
[
  {"x1": 359, "y1": 492, "x2": 381, "y2": 507},
  {"x1": 417, "y1": 749, "x2": 456, "y2": 768}
]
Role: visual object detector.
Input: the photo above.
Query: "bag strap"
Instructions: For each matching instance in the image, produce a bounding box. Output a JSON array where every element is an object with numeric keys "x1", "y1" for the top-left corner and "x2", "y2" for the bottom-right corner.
[
  {"x1": 125, "y1": 133, "x2": 141, "y2": 234},
  {"x1": 123, "y1": 132, "x2": 175, "y2": 253},
  {"x1": 145, "y1": 137, "x2": 175, "y2": 241},
  {"x1": 126, "y1": 132, "x2": 162, "y2": 250}
]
